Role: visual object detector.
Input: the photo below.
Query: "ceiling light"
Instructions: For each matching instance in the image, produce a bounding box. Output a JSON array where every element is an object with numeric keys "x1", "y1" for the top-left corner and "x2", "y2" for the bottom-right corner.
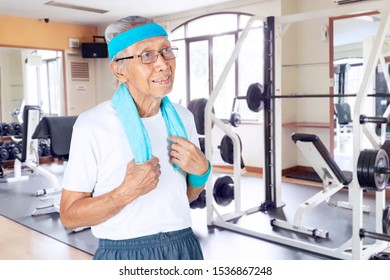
[{"x1": 44, "y1": 1, "x2": 109, "y2": 14}]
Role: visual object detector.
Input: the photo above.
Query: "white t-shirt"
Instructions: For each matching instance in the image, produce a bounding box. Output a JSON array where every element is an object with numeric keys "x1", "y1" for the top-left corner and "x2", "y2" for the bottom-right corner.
[{"x1": 61, "y1": 100, "x2": 200, "y2": 240}]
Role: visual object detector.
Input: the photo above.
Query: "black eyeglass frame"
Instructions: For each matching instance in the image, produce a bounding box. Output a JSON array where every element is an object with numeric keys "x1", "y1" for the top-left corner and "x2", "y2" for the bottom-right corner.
[{"x1": 114, "y1": 46, "x2": 178, "y2": 63}]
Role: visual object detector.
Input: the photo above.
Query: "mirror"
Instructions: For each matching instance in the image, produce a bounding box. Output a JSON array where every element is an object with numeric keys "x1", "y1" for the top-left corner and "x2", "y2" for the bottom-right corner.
[
  {"x1": 0, "y1": 47, "x2": 64, "y2": 125},
  {"x1": 330, "y1": 11, "x2": 389, "y2": 169}
]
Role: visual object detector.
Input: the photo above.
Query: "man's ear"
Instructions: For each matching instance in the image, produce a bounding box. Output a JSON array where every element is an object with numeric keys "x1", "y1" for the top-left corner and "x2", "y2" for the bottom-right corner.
[{"x1": 109, "y1": 61, "x2": 127, "y2": 83}]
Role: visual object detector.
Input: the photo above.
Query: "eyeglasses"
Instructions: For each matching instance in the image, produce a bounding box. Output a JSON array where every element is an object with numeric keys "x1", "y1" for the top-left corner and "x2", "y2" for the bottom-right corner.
[{"x1": 114, "y1": 47, "x2": 178, "y2": 64}]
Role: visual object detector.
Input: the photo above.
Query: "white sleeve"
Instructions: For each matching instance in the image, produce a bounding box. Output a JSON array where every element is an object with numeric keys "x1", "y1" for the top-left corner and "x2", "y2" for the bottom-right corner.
[{"x1": 61, "y1": 122, "x2": 98, "y2": 193}]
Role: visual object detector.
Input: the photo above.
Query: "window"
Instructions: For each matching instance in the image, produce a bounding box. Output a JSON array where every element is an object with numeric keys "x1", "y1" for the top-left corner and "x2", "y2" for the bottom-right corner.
[
  {"x1": 334, "y1": 57, "x2": 363, "y2": 114},
  {"x1": 170, "y1": 13, "x2": 264, "y2": 120},
  {"x1": 26, "y1": 50, "x2": 62, "y2": 115}
]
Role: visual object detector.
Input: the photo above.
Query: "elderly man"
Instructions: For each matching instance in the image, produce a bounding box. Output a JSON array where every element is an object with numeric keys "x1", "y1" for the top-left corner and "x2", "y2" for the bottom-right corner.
[{"x1": 59, "y1": 15, "x2": 211, "y2": 260}]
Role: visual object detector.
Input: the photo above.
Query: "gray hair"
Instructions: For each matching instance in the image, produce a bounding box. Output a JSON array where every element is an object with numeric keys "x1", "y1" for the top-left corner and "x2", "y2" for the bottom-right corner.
[{"x1": 105, "y1": 16, "x2": 153, "y2": 61}]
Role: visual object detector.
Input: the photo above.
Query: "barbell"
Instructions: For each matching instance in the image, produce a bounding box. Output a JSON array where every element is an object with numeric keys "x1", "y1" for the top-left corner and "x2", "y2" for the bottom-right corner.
[
  {"x1": 187, "y1": 84, "x2": 390, "y2": 126},
  {"x1": 243, "y1": 82, "x2": 390, "y2": 113}
]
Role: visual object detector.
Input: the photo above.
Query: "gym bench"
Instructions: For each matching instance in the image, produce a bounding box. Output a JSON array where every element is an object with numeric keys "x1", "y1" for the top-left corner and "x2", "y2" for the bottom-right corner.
[
  {"x1": 31, "y1": 115, "x2": 77, "y2": 216},
  {"x1": 271, "y1": 133, "x2": 353, "y2": 238}
]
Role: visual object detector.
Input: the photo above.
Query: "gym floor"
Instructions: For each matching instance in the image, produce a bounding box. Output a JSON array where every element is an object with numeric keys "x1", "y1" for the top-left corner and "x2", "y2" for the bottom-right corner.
[{"x1": 0, "y1": 162, "x2": 388, "y2": 260}]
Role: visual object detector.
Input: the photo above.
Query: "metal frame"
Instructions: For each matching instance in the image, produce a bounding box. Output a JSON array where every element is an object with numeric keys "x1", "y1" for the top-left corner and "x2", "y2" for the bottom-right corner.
[
  {"x1": 6, "y1": 106, "x2": 61, "y2": 216},
  {"x1": 272, "y1": 138, "x2": 349, "y2": 239},
  {"x1": 205, "y1": 1, "x2": 390, "y2": 260}
]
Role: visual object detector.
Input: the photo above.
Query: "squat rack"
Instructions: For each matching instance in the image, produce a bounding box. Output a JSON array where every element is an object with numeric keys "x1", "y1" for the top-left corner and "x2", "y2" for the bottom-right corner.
[{"x1": 204, "y1": 1, "x2": 390, "y2": 260}]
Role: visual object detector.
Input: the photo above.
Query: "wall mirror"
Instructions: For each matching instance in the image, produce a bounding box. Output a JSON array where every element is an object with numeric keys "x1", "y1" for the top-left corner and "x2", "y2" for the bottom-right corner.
[
  {"x1": 330, "y1": 11, "x2": 389, "y2": 166},
  {"x1": 0, "y1": 47, "x2": 64, "y2": 125}
]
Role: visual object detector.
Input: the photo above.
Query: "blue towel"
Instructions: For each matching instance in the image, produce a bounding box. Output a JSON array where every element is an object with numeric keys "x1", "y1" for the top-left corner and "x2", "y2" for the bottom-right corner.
[{"x1": 112, "y1": 83, "x2": 188, "y2": 166}]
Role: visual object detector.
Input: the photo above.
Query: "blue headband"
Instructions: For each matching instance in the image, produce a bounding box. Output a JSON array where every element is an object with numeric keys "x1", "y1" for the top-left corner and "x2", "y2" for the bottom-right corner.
[{"x1": 108, "y1": 23, "x2": 168, "y2": 60}]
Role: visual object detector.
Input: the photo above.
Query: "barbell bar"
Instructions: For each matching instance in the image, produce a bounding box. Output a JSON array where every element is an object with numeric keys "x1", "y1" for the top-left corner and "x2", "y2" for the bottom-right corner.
[
  {"x1": 243, "y1": 93, "x2": 390, "y2": 99},
  {"x1": 354, "y1": 206, "x2": 390, "y2": 242},
  {"x1": 359, "y1": 228, "x2": 390, "y2": 242},
  {"x1": 244, "y1": 82, "x2": 390, "y2": 113},
  {"x1": 360, "y1": 115, "x2": 389, "y2": 125}
]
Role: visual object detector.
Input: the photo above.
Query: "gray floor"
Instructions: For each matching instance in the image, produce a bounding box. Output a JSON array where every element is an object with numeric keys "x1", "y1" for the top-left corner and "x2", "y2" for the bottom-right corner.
[{"x1": 0, "y1": 165, "x2": 387, "y2": 260}]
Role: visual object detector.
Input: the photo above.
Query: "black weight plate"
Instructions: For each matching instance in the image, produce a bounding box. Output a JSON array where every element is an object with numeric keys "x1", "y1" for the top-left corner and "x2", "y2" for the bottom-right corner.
[
  {"x1": 213, "y1": 176, "x2": 234, "y2": 206},
  {"x1": 357, "y1": 149, "x2": 388, "y2": 191},
  {"x1": 383, "y1": 206, "x2": 390, "y2": 235},
  {"x1": 193, "y1": 98, "x2": 208, "y2": 135},
  {"x1": 187, "y1": 98, "x2": 214, "y2": 135},
  {"x1": 357, "y1": 150, "x2": 371, "y2": 189},
  {"x1": 198, "y1": 137, "x2": 205, "y2": 154},
  {"x1": 246, "y1": 83, "x2": 264, "y2": 112},
  {"x1": 356, "y1": 149, "x2": 366, "y2": 187},
  {"x1": 187, "y1": 99, "x2": 198, "y2": 115},
  {"x1": 381, "y1": 140, "x2": 390, "y2": 184},
  {"x1": 367, "y1": 149, "x2": 378, "y2": 189},
  {"x1": 229, "y1": 112, "x2": 241, "y2": 127},
  {"x1": 190, "y1": 189, "x2": 206, "y2": 209},
  {"x1": 374, "y1": 149, "x2": 389, "y2": 191},
  {"x1": 219, "y1": 134, "x2": 244, "y2": 168},
  {"x1": 219, "y1": 135, "x2": 234, "y2": 164}
]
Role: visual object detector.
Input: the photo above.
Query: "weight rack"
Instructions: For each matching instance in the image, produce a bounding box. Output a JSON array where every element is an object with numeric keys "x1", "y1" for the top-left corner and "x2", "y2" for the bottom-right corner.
[{"x1": 204, "y1": 2, "x2": 390, "y2": 260}]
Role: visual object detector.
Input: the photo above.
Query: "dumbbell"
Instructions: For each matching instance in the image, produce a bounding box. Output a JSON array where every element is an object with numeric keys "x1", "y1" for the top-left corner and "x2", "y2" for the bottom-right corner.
[
  {"x1": 11, "y1": 122, "x2": 22, "y2": 136},
  {"x1": 0, "y1": 124, "x2": 4, "y2": 136},
  {"x1": 1, "y1": 123, "x2": 10, "y2": 136},
  {"x1": 0, "y1": 142, "x2": 9, "y2": 160},
  {"x1": 39, "y1": 139, "x2": 51, "y2": 157},
  {"x1": 7, "y1": 141, "x2": 20, "y2": 159},
  {"x1": 4, "y1": 123, "x2": 16, "y2": 136},
  {"x1": 5, "y1": 141, "x2": 20, "y2": 160}
]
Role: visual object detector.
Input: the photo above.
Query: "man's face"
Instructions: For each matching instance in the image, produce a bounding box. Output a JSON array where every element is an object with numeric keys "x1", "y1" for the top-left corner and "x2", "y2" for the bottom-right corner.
[{"x1": 120, "y1": 36, "x2": 176, "y2": 101}]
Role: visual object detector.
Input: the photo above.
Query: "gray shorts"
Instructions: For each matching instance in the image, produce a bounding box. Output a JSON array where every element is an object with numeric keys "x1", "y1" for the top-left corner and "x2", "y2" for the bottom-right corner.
[{"x1": 93, "y1": 227, "x2": 203, "y2": 260}]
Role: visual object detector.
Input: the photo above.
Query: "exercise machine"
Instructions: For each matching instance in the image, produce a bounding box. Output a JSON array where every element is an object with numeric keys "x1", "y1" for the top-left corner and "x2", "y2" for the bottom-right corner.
[
  {"x1": 31, "y1": 115, "x2": 78, "y2": 216},
  {"x1": 204, "y1": 2, "x2": 390, "y2": 260},
  {"x1": 270, "y1": 133, "x2": 352, "y2": 238},
  {"x1": 6, "y1": 105, "x2": 60, "y2": 193}
]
